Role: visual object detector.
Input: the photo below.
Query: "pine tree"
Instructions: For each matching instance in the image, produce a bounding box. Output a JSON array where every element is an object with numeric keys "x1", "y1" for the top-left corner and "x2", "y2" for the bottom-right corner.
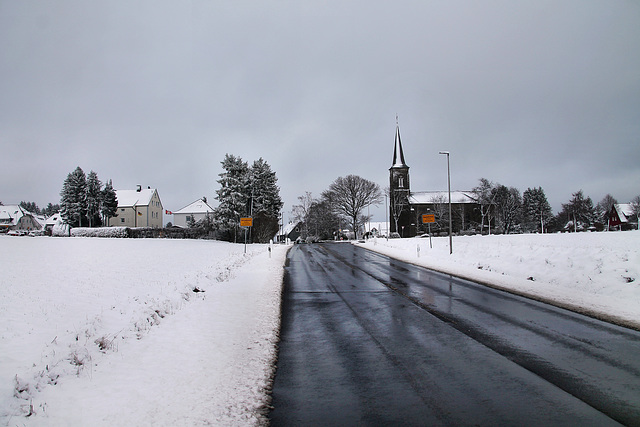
[
  {"x1": 522, "y1": 187, "x2": 553, "y2": 233},
  {"x1": 60, "y1": 167, "x2": 88, "y2": 227},
  {"x1": 215, "y1": 154, "x2": 250, "y2": 242},
  {"x1": 101, "y1": 179, "x2": 118, "y2": 225},
  {"x1": 559, "y1": 190, "x2": 596, "y2": 231},
  {"x1": 86, "y1": 171, "x2": 103, "y2": 227},
  {"x1": 43, "y1": 203, "x2": 61, "y2": 217},
  {"x1": 250, "y1": 158, "x2": 283, "y2": 242},
  {"x1": 19, "y1": 201, "x2": 40, "y2": 215}
]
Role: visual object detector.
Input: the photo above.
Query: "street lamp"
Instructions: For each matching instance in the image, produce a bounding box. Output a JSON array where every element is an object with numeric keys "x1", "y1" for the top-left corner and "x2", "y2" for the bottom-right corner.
[{"x1": 439, "y1": 151, "x2": 453, "y2": 254}]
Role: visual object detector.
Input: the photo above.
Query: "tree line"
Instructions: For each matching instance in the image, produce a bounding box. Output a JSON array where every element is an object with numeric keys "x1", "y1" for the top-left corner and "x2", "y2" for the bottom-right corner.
[
  {"x1": 291, "y1": 175, "x2": 639, "y2": 240},
  {"x1": 292, "y1": 175, "x2": 383, "y2": 241},
  {"x1": 465, "y1": 178, "x2": 639, "y2": 234},
  {"x1": 59, "y1": 166, "x2": 118, "y2": 227}
]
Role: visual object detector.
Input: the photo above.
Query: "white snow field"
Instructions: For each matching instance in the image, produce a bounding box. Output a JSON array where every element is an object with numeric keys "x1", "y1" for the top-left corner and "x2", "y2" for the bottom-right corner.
[
  {"x1": 0, "y1": 237, "x2": 287, "y2": 426},
  {"x1": 1, "y1": 231, "x2": 638, "y2": 425},
  {"x1": 358, "y1": 231, "x2": 640, "y2": 330}
]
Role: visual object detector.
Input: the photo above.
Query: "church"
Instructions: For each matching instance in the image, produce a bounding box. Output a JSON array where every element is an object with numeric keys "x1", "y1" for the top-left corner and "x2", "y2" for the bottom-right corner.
[{"x1": 389, "y1": 124, "x2": 481, "y2": 237}]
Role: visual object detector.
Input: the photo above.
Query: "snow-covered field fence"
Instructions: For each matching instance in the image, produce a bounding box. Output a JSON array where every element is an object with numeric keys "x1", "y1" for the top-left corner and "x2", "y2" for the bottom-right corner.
[
  {"x1": 358, "y1": 231, "x2": 640, "y2": 330},
  {"x1": 1, "y1": 237, "x2": 288, "y2": 426}
]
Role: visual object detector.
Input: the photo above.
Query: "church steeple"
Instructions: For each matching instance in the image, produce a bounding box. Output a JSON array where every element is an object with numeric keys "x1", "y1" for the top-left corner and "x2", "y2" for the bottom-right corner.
[
  {"x1": 389, "y1": 117, "x2": 411, "y2": 235},
  {"x1": 391, "y1": 124, "x2": 408, "y2": 168}
]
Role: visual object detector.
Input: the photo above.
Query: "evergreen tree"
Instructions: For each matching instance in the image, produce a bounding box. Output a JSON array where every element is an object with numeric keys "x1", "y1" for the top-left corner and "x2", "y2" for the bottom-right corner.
[
  {"x1": 101, "y1": 179, "x2": 118, "y2": 225},
  {"x1": 215, "y1": 154, "x2": 250, "y2": 242},
  {"x1": 19, "y1": 201, "x2": 40, "y2": 215},
  {"x1": 250, "y1": 158, "x2": 283, "y2": 242},
  {"x1": 86, "y1": 171, "x2": 103, "y2": 227},
  {"x1": 522, "y1": 187, "x2": 553, "y2": 233},
  {"x1": 43, "y1": 203, "x2": 61, "y2": 217},
  {"x1": 559, "y1": 190, "x2": 596, "y2": 231},
  {"x1": 60, "y1": 167, "x2": 88, "y2": 227}
]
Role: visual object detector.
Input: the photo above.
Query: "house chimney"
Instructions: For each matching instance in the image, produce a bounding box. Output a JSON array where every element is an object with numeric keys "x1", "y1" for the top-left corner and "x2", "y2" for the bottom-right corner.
[
  {"x1": 136, "y1": 185, "x2": 141, "y2": 192},
  {"x1": 202, "y1": 196, "x2": 207, "y2": 203}
]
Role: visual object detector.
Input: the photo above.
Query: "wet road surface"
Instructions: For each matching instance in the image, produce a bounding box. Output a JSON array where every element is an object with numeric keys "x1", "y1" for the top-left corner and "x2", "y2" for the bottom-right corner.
[{"x1": 269, "y1": 243, "x2": 640, "y2": 426}]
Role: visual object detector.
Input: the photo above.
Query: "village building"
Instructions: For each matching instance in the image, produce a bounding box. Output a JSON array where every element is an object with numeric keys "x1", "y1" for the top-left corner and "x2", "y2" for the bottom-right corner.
[
  {"x1": 0, "y1": 205, "x2": 43, "y2": 232},
  {"x1": 107, "y1": 186, "x2": 163, "y2": 228},
  {"x1": 172, "y1": 198, "x2": 215, "y2": 228},
  {"x1": 275, "y1": 221, "x2": 302, "y2": 243},
  {"x1": 609, "y1": 203, "x2": 638, "y2": 230},
  {"x1": 389, "y1": 124, "x2": 480, "y2": 237}
]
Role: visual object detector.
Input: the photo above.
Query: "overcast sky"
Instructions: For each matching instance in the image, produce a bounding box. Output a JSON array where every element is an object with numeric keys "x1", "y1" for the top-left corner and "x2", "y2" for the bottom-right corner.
[{"x1": 1, "y1": 0, "x2": 639, "y2": 222}]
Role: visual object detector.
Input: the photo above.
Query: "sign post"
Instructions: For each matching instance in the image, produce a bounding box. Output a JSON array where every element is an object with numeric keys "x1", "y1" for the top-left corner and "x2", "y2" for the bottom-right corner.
[
  {"x1": 422, "y1": 214, "x2": 435, "y2": 249},
  {"x1": 240, "y1": 217, "x2": 253, "y2": 253}
]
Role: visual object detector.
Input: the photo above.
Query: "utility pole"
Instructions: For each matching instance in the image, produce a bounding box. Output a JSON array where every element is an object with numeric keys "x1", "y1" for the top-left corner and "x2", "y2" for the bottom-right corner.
[{"x1": 439, "y1": 151, "x2": 452, "y2": 254}]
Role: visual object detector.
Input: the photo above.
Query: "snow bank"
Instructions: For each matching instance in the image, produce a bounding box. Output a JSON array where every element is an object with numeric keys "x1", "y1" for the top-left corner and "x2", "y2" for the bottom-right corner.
[
  {"x1": 357, "y1": 231, "x2": 640, "y2": 330},
  {"x1": 0, "y1": 237, "x2": 288, "y2": 425}
]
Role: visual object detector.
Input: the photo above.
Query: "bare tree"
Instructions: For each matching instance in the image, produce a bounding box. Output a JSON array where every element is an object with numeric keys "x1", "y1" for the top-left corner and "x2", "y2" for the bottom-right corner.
[
  {"x1": 323, "y1": 175, "x2": 383, "y2": 239},
  {"x1": 631, "y1": 195, "x2": 640, "y2": 230},
  {"x1": 596, "y1": 194, "x2": 618, "y2": 229},
  {"x1": 387, "y1": 186, "x2": 408, "y2": 236},
  {"x1": 291, "y1": 191, "x2": 313, "y2": 238},
  {"x1": 472, "y1": 178, "x2": 495, "y2": 234}
]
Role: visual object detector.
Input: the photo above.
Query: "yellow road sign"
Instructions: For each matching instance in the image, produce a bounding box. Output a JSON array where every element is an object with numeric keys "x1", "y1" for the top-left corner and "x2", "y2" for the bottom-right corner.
[
  {"x1": 240, "y1": 217, "x2": 253, "y2": 227},
  {"x1": 422, "y1": 214, "x2": 435, "y2": 224}
]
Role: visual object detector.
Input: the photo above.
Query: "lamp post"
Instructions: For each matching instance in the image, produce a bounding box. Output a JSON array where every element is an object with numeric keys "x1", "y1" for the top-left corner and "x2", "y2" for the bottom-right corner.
[{"x1": 439, "y1": 151, "x2": 453, "y2": 254}]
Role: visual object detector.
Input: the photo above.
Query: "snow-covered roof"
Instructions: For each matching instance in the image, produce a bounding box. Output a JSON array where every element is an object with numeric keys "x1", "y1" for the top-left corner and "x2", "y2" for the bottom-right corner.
[
  {"x1": 44, "y1": 213, "x2": 63, "y2": 226},
  {"x1": 173, "y1": 198, "x2": 215, "y2": 215},
  {"x1": 115, "y1": 189, "x2": 158, "y2": 207},
  {"x1": 0, "y1": 205, "x2": 26, "y2": 225},
  {"x1": 614, "y1": 204, "x2": 634, "y2": 222},
  {"x1": 280, "y1": 222, "x2": 299, "y2": 235},
  {"x1": 410, "y1": 191, "x2": 477, "y2": 205}
]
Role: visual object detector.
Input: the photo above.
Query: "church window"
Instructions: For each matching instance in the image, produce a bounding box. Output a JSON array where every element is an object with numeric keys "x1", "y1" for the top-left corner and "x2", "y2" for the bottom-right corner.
[{"x1": 398, "y1": 177, "x2": 404, "y2": 188}]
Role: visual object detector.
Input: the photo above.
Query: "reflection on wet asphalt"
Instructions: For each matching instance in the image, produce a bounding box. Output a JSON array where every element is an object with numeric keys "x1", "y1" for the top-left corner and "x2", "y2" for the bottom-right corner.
[{"x1": 269, "y1": 243, "x2": 640, "y2": 426}]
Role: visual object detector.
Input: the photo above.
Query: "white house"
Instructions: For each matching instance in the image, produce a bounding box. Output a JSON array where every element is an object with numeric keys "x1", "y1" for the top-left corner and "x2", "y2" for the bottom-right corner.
[
  {"x1": 108, "y1": 187, "x2": 163, "y2": 228},
  {"x1": 172, "y1": 198, "x2": 215, "y2": 228},
  {"x1": 0, "y1": 205, "x2": 43, "y2": 232}
]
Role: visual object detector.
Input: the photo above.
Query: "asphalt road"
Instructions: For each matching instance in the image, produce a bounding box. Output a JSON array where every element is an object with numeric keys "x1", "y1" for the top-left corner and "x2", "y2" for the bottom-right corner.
[{"x1": 269, "y1": 242, "x2": 640, "y2": 426}]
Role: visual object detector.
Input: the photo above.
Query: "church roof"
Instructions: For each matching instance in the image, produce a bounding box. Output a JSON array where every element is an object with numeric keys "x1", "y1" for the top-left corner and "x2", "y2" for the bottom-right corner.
[
  {"x1": 410, "y1": 191, "x2": 477, "y2": 205},
  {"x1": 391, "y1": 125, "x2": 408, "y2": 168}
]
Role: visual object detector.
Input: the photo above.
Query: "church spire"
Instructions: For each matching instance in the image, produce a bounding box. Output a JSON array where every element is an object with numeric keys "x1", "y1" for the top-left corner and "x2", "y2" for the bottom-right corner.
[{"x1": 392, "y1": 116, "x2": 408, "y2": 168}]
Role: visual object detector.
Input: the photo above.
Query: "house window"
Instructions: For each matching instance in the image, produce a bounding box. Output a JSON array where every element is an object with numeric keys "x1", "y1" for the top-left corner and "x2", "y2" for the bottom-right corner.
[
  {"x1": 186, "y1": 216, "x2": 191, "y2": 222},
  {"x1": 121, "y1": 218, "x2": 125, "y2": 223},
  {"x1": 121, "y1": 208, "x2": 125, "y2": 212}
]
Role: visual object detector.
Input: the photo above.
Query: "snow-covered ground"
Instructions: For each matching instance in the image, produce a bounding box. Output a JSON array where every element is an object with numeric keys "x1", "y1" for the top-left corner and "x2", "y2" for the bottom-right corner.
[
  {"x1": 358, "y1": 231, "x2": 640, "y2": 330},
  {"x1": 0, "y1": 237, "x2": 287, "y2": 426},
  {"x1": 2, "y1": 231, "x2": 638, "y2": 425}
]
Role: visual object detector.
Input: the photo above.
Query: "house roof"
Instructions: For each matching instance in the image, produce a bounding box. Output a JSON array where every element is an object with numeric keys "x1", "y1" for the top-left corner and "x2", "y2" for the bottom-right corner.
[
  {"x1": 0, "y1": 205, "x2": 26, "y2": 225},
  {"x1": 410, "y1": 191, "x2": 477, "y2": 205},
  {"x1": 173, "y1": 198, "x2": 215, "y2": 215},
  {"x1": 613, "y1": 204, "x2": 634, "y2": 222},
  {"x1": 115, "y1": 189, "x2": 158, "y2": 207}
]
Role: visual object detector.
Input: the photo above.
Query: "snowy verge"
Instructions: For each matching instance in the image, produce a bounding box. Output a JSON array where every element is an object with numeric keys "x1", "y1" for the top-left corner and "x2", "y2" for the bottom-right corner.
[
  {"x1": 1, "y1": 237, "x2": 289, "y2": 425},
  {"x1": 356, "y1": 232, "x2": 640, "y2": 330}
]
